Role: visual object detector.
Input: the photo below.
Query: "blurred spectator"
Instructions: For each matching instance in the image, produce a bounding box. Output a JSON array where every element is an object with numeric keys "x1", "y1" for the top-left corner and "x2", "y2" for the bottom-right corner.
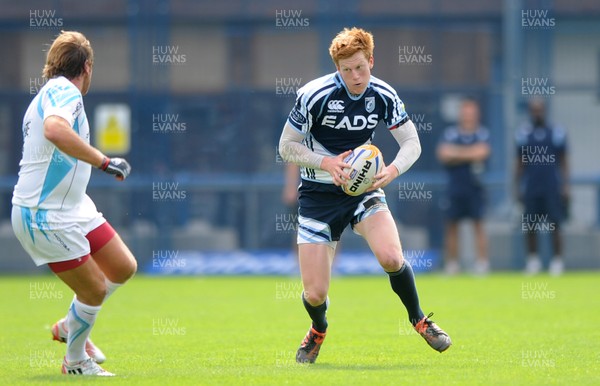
[
  {"x1": 437, "y1": 99, "x2": 490, "y2": 275},
  {"x1": 515, "y1": 99, "x2": 569, "y2": 276}
]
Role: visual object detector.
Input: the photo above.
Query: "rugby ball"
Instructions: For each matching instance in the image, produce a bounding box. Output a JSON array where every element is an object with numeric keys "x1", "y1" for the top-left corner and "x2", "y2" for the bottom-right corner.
[{"x1": 341, "y1": 144, "x2": 384, "y2": 196}]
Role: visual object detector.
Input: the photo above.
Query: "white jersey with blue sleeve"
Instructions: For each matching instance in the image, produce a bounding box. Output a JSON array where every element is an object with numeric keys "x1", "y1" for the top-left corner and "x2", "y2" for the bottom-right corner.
[{"x1": 12, "y1": 76, "x2": 92, "y2": 211}]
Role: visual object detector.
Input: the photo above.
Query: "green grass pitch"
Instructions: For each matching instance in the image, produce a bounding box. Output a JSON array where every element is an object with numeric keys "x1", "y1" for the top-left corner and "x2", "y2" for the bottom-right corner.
[{"x1": 1, "y1": 273, "x2": 598, "y2": 385}]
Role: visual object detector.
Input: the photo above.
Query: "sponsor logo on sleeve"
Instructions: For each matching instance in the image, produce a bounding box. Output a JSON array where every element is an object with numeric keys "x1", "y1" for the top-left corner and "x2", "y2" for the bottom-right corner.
[{"x1": 289, "y1": 106, "x2": 307, "y2": 125}]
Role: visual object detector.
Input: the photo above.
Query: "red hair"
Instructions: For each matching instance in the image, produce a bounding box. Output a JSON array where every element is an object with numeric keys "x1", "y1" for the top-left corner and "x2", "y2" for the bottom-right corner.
[{"x1": 329, "y1": 27, "x2": 374, "y2": 66}]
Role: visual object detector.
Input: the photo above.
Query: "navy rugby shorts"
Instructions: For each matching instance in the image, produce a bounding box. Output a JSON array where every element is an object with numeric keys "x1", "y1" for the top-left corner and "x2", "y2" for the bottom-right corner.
[
  {"x1": 297, "y1": 179, "x2": 389, "y2": 247},
  {"x1": 441, "y1": 190, "x2": 485, "y2": 221}
]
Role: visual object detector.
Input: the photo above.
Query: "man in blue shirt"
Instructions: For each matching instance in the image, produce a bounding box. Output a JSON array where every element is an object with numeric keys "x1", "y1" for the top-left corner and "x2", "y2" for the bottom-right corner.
[
  {"x1": 437, "y1": 99, "x2": 490, "y2": 275},
  {"x1": 515, "y1": 99, "x2": 569, "y2": 275}
]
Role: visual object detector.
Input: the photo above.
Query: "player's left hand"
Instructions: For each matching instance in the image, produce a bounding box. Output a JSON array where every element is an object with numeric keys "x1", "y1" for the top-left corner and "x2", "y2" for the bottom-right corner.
[
  {"x1": 100, "y1": 157, "x2": 131, "y2": 181},
  {"x1": 367, "y1": 165, "x2": 399, "y2": 191}
]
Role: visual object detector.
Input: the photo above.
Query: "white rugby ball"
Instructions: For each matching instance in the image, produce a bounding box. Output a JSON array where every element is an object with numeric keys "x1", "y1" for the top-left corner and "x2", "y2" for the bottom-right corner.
[{"x1": 341, "y1": 144, "x2": 384, "y2": 196}]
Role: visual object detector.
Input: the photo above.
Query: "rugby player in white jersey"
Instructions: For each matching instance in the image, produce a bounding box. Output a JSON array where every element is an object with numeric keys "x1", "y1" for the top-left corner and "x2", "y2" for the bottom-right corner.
[
  {"x1": 279, "y1": 27, "x2": 451, "y2": 363},
  {"x1": 11, "y1": 31, "x2": 136, "y2": 376}
]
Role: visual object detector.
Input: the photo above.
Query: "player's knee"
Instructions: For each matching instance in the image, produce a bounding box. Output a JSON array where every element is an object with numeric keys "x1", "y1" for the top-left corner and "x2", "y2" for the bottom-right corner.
[
  {"x1": 126, "y1": 257, "x2": 138, "y2": 280},
  {"x1": 375, "y1": 246, "x2": 403, "y2": 272},
  {"x1": 113, "y1": 257, "x2": 137, "y2": 284},
  {"x1": 303, "y1": 288, "x2": 328, "y2": 306},
  {"x1": 78, "y1": 282, "x2": 107, "y2": 306}
]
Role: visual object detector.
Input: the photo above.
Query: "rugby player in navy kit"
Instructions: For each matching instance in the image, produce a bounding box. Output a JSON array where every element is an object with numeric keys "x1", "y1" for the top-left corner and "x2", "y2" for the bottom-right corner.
[{"x1": 279, "y1": 27, "x2": 451, "y2": 363}]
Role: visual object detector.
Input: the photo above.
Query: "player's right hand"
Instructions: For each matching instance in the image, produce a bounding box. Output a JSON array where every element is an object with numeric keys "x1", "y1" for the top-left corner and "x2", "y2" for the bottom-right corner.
[
  {"x1": 100, "y1": 157, "x2": 131, "y2": 181},
  {"x1": 321, "y1": 150, "x2": 352, "y2": 186}
]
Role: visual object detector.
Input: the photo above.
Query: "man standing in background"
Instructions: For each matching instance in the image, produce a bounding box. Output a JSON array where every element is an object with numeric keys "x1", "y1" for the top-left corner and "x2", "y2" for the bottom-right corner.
[
  {"x1": 515, "y1": 99, "x2": 569, "y2": 276},
  {"x1": 437, "y1": 98, "x2": 491, "y2": 275}
]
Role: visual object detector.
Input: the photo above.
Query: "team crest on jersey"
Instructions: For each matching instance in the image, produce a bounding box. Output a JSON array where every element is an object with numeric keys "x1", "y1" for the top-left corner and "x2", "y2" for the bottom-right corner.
[{"x1": 365, "y1": 97, "x2": 375, "y2": 113}]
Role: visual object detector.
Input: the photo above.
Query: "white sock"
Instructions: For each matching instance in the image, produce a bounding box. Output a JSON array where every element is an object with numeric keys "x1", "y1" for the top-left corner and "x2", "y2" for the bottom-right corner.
[
  {"x1": 60, "y1": 279, "x2": 119, "y2": 344},
  {"x1": 104, "y1": 278, "x2": 123, "y2": 302},
  {"x1": 66, "y1": 298, "x2": 101, "y2": 363},
  {"x1": 552, "y1": 255, "x2": 563, "y2": 262},
  {"x1": 527, "y1": 253, "x2": 540, "y2": 262}
]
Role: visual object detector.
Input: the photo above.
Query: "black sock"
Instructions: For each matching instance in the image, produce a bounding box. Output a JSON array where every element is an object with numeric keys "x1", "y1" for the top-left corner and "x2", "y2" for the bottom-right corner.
[
  {"x1": 387, "y1": 260, "x2": 425, "y2": 326},
  {"x1": 302, "y1": 293, "x2": 328, "y2": 333}
]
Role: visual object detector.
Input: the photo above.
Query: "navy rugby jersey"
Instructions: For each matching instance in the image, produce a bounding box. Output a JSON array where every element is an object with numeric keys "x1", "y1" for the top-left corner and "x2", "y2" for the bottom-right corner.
[
  {"x1": 439, "y1": 125, "x2": 490, "y2": 196},
  {"x1": 287, "y1": 72, "x2": 408, "y2": 183},
  {"x1": 516, "y1": 123, "x2": 567, "y2": 197}
]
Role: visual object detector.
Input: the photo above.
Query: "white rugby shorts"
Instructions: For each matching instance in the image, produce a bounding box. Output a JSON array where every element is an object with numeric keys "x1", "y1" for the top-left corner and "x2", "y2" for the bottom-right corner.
[{"x1": 11, "y1": 195, "x2": 106, "y2": 266}]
